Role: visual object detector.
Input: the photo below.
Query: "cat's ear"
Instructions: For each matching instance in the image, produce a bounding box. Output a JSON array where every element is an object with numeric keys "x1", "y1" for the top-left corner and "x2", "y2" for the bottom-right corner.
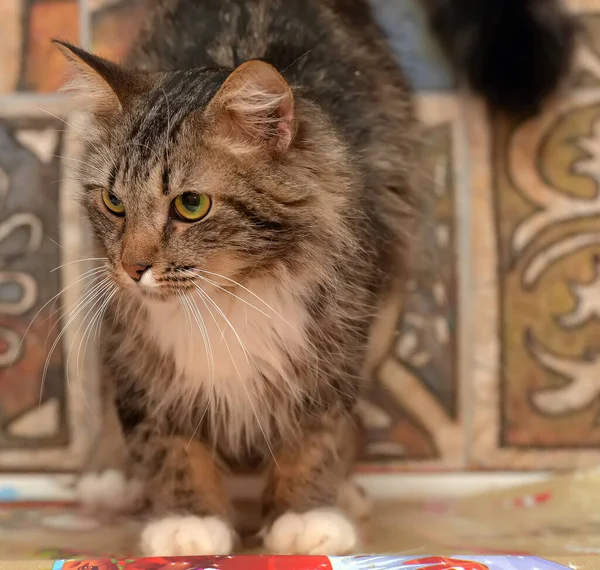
[
  {"x1": 53, "y1": 39, "x2": 139, "y2": 117},
  {"x1": 208, "y1": 60, "x2": 296, "y2": 152}
]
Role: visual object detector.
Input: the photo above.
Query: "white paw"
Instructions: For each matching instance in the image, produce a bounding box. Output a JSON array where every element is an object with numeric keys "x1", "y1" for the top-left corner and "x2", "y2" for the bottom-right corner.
[
  {"x1": 76, "y1": 469, "x2": 143, "y2": 513},
  {"x1": 140, "y1": 516, "x2": 234, "y2": 556},
  {"x1": 264, "y1": 508, "x2": 358, "y2": 555}
]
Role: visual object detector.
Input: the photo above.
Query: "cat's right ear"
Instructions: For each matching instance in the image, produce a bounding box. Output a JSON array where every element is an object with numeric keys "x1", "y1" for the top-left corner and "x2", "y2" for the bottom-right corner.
[
  {"x1": 53, "y1": 40, "x2": 140, "y2": 118},
  {"x1": 206, "y1": 60, "x2": 296, "y2": 154}
]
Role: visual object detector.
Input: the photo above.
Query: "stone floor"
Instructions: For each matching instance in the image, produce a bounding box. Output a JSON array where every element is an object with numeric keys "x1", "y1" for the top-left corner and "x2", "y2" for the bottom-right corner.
[
  {"x1": 0, "y1": 0, "x2": 599, "y2": 471},
  {"x1": 0, "y1": 469, "x2": 600, "y2": 559}
]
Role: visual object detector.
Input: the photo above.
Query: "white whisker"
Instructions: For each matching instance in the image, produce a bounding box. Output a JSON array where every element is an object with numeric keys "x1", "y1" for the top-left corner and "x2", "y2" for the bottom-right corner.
[
  {"x1": 77, "y1": 284, "x2": 116, "y2": 383},
  {"x1": 177, "y1": 292, "x2": 193, "y2": 352},
  {"x1": 65, "y1": 281, "x2": 114, "y2": 418},
  {"x1": 188, "y1": 268, "x2": 322, "y2": 362},
  {"x1": 67, "y1": 279, "x2": 113, "y2": 379},
  {"x1": 161, "y1": 87, "x2": 171, "y2": 171},
  {"x1": 50, "y1": 257, "x2": 108, "y2": 272},
  {"x1": 119, "y1": 141, "x2": 162, "y2": 165},
  {"x1": 182, "y1": 293, "x2": 214, "y2": 383},
  {"x1": 180, "y1": 293, "x2": 216, "y2": 449},
  {"x1": 192, "y1": 285, "x2": 278, "y2": 467},
  {"x1": 66, "y1": 276, "x2": 112, "y2": 319},
  {"x1": 39, "y1": 276, "x2": 112, "y2": 405},
  {"x1": 93, "y1": 286, "x2": 116, "y2": 342},
  {"x1": 52, "y1": 155, "x2": 105, "y2": 177},
  {"x1": 2, "y1": 267, "x2": 108, "y2": 384},
  {"x1": 37, "y1": 107, "x2": 106, "y2": 158},
  {"x1": 192, "y1": 267, "x2": 289, "y2": 323},
  {"x1": 62, "y1": 277, "x2": 113, "y2": 375},
  {"x1": 183, "y1": 270, "x2": 272, "y2": 319},
  {"x1": 192, "y1": 283, "x2": 250, "y2": 364},
  {"x1": 42, "y1": 267, "x2": 108, "y2": 331},
  {"x1": 42, "y1": 270, "x2": 109, "y2": 350}
]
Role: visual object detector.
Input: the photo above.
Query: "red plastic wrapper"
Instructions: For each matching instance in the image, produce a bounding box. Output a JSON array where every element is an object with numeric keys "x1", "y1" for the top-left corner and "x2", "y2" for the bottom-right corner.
[{"x1": 50, "y1": 555, "x2": 586, "y2": 570}]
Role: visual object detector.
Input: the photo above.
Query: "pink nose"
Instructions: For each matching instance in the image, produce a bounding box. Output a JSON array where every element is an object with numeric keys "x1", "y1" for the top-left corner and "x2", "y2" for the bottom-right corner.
[{"x1": 122, "y1": 263, "x2": 149, "y2": 282}]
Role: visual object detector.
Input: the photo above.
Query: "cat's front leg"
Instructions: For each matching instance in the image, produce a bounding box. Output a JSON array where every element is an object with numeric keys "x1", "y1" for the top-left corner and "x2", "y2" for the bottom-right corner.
[
  {"x1": 128, "y1": 426, "x2": 236, "y2": 556},
  {"x1": 76, "y1": 382, "x2": 144, "y2": 515},
  {"x1": 261, "y1": 408, "x2": 361, "y2": 555}
]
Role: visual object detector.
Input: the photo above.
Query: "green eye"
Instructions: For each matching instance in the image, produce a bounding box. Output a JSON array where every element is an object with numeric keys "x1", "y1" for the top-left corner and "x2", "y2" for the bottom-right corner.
[
  {"x1": 173, "y1": 192, "x2": 211, "y2": 221},
  {"x1": 102, "y1": 188, "x2": 125, "y2": 215}
]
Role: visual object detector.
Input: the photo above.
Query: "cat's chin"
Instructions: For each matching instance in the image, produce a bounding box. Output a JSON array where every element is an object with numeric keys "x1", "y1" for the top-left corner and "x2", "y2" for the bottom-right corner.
[
  {"x1": 137, "y1": 287, "x2": 175, "y2": 302},
  {"x1": 120, "y1": 283, "x2": 175, "y2": 303}
]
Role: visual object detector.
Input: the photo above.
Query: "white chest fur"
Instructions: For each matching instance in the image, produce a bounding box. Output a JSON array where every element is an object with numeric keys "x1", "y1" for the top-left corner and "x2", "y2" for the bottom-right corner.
[{"x1": 141, "y1": 278, "x2": 309, "y2": 452}]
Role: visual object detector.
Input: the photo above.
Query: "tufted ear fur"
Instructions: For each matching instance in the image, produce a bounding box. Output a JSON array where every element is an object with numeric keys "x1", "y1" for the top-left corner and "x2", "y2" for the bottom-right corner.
[
  {"x1": 207, "y1": 60, "x2": 296, "y2": 153},
  {"x1": 53, "y1": 39, "x2": 144, "y2": 118}
]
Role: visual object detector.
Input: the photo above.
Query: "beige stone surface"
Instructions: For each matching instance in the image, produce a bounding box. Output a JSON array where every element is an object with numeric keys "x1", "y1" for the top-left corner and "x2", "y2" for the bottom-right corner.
[
  {"x1": 469, "y1": 9, "x2": 600, "y2": 467},
  {"x1": 3, "y1": 470, "x2": 600, "y2": 560},
  {"x1": 0, "y1": 101, "x2": 101, "y2": 470},
  {"x1": 6, "y1": 0, "x2": 600, "y2": 474},
  {"x1": 361, "y1": 94, "x2": 465, "y2": 470}
]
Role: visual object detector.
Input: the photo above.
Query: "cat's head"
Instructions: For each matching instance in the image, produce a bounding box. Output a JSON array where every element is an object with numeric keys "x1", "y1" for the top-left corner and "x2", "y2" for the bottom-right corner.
[{"x1": 55, "y1": 41, "x2": 357, "y2": 301}]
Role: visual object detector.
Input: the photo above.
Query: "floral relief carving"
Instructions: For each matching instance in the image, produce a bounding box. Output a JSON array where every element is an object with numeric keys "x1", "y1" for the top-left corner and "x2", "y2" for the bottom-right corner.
[{"x1": 496, "y1": 32, "x2": 600, "y2": 446}]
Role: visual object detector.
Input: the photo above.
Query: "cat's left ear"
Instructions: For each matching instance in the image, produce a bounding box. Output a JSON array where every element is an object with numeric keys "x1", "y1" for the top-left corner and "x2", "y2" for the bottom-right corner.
[
  {"x1": 53, "y1": 39, "x2": 142, "y2": 117},
  {"x1": 207, "y1": 60, "x2": 296, "y2": 153}
]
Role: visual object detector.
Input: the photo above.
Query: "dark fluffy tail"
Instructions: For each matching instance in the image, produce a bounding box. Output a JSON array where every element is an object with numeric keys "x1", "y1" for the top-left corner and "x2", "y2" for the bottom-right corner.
[{"x1": 422, "y1": 0, "x2": 577, "y2": 115}]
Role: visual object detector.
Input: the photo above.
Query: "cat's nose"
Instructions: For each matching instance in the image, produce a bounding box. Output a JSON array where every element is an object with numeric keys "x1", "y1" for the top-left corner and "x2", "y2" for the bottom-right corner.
[{"x1": 122, "y1": 263, "x2": 150, "y2": 282}]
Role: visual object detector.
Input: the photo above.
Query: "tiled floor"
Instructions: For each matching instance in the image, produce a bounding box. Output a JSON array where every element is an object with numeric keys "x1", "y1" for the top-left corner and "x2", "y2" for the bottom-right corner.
[{"x1": 0, "y1": 0, "x2": 599, "y2": 471}]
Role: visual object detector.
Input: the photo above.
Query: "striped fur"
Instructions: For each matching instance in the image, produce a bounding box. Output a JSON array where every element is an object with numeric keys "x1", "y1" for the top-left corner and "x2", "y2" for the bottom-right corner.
[{"x1": 59, "y1": 0, "x2": 415, "y2": 552}]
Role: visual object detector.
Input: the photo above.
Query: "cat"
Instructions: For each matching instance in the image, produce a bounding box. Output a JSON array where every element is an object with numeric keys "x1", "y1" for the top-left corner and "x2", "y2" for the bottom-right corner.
[{"x1": 55, "y1": 0, "x2": 575, "y2": 557}]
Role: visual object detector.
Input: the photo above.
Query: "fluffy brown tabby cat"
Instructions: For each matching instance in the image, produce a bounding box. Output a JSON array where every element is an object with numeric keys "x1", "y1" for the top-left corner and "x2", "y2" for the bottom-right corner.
[{"x1": 55, "y1": 0, "x2": 575, "y2": 557}]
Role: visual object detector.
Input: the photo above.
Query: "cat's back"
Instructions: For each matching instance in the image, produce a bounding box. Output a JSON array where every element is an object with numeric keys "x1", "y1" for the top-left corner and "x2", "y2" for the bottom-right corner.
[
  {"x1": 130, "y1": 0, "x2": 391, "y2": 70},
  {"x1": 128, "y1": 0, "x2": 413, "y2": 134},
  {"x1": 130, "y1": 0, "x2": 415, "y2": 219}
]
